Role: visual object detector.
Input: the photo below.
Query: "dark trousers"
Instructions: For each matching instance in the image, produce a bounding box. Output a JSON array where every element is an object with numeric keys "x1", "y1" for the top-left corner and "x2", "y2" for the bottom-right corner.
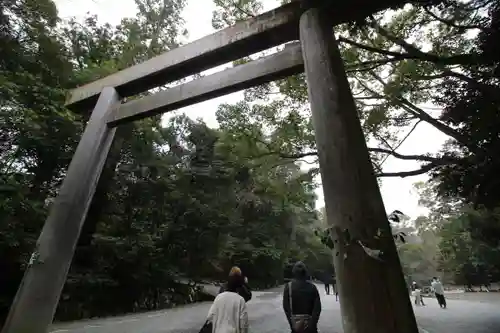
[
  {"x1": 435, "y1": 293, "x2": 446, "y2": 308},
  {"x1": 289, "y1": 322, "x2": 318, "y2": 333},
  {"x1": 324, "y1": 283, "x2": 330, "y2": 295}
]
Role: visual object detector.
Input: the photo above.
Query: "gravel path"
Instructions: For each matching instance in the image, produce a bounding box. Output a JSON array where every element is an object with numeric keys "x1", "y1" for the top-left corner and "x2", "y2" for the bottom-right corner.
[{"x1": 50, "y1": 286, "x2": 500, "y2": 333}]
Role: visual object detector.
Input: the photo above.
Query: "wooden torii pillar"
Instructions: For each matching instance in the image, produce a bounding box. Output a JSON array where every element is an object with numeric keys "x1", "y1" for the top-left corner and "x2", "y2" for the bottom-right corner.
[
  {"x1": 2, "y1": 1, "x2": 420, "y2": 332},
  {"x1": 299, "y1": 8, "x2": 418, "y2": 333}
]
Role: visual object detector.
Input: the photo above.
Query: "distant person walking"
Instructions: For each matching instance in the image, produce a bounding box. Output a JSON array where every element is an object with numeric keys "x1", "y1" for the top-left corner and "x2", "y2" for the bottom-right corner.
[
  {"x1": 219, "y1": 266, "x2": 252, "y2": 302},
  {"x1": 322, "y1": 272, "x2": 332, "y2": 295},
  {"x1": 332, "y1": 276, "x2": 338, "y2": 301},
  {"x1": 203, "y1": 274, "x2": 249, "y2": 333},
  {"x1": 431, "y1": 277, "x2": 446, "y2": 309},
  {"x1": 283, "y1": 262, "x2": 321, "y2": 333},
  {"x1": 411, "y1": 282, "x2": 425, "y2": 306}
]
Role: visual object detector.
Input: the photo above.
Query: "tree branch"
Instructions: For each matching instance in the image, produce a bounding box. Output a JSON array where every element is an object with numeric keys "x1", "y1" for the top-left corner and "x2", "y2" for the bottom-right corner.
[
  {"x1": 376, "y1": 163, "x2": 438, "y2": 178},
  {"x1": 369, "y1": 21, "x2": 482, "y2": 66},
  {"x1": 370, "y1": 23, "x2": 499, "y2": 95},
  {"x1": 371, "y1": 132, "x2": 395, "y2": 151},
  {"x1": 355, "y1": 96, "x2": 384, "y2": 100},
  {"x1": 338, "y1": 36, "x2": 407, "y2": 59},
  {"x1": 378, "y1": 120, "x2": 422, "y2": 167},
  {"x1": 423, "y1": 7, "x2": 485, "y2": 30},
  {"x1": 345, "y1": 58, "x2": 401, "y2": 73},
  {"x1": 276, "y1": 151, "x2": 318, "y2": 159},
  {"x1": 147, "y1": 0, "x2": 169, "y2": 58},
  {"x1": 253, "y1": 136, "x2": 318, "y2": 160},
  {"x1": 257, "y1": 147, "x2": 459, "y2": 179},
  {"x1": 232, "y1": 2, "x2": 256, "y2": 18},
  {"x1": 389, "y1": 119, "x2": 420, "y2": 149},
  {"x1": 216, "y1": 0, "x2": 256, "y2": 19},
  {"x1": 248, "y1": 123, "x2": 462, "y2": 179},
  {"x1": 414, "y1": 73, "x2": 450, "y2": 80},
  {"x1": 369, "y1": 147, "x2": 440, "y2": 162},
  {"x1": 366, "y1": 71, "x2": 478, "y2": 152},
  {"x1": 339, "y1": 34, "x2": 478, "y2": 67},
  {"x1": 374, "y1": 149, "x2": 463, "y2": 178},
  {"x1": 254, "y1": 145, "x2": 455, "y2": 166}
]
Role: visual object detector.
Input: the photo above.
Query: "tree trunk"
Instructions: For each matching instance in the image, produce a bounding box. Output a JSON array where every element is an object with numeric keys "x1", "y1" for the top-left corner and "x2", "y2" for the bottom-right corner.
[{"x1": 299, "y1": 8, "x2": 418, "y2": 333}]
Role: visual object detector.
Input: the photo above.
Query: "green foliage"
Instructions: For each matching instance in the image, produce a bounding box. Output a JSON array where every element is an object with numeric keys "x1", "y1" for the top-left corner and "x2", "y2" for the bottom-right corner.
[
  {"x1": 438, "y1": 208, "x2": 500, "y2": 286},
  {"x1": 210, "y1": 0, "x2": 500, "y2": 290},
  {"x1": 411, "y1": 182, "x2": 500, "y2": 286},
  {"x1": 211, "y1": 0, "x2": 262, "y2": 29},
  {"x1": 0, "y1": 0, "x2": 332, "y2": 323},
  {"x1": 204, "y1": 0, "x2": 500, "y2": 288},
  {"x1": 205, "y1": 0, "x2": 500, "y2": 183},
  {"x1": 397, "y1": 228, "x2": 440, "y2": 285},
  {"x1": 2, "y1": 0, "x2": 499, "y2": 324}
]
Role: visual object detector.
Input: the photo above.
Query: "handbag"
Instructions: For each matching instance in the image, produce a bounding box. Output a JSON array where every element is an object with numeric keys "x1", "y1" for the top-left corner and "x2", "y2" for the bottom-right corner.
[
  {"x1": 289, "y1": 282, "x2": 312, "y2": 333},
  {"x1": 199, "y1": 320, "x2": 212, "y2": 333}
]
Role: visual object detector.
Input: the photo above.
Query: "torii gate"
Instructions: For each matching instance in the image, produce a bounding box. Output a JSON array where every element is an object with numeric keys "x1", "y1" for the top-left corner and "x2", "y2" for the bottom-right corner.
[{"x1": 2, "y1": 1, "x2": 422, "y2": 332}]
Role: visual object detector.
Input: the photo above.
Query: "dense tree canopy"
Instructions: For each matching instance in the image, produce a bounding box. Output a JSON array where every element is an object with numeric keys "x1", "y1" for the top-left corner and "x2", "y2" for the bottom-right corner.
[
  {"x1": 405, "y1": 182, "x2": 500, "y2": 287},
  {"x1": 1, "y1": 0, "x2": 499, "y2": 325},
  {"x1": 212, "y1": 0, "x2": 499, "y2": 183},
  {"x1": 0, "y1": 0, "x2": 332, "y2": 323},
  {"x1": 210, "y1": 0, "x2": 500, "y2": 288}
]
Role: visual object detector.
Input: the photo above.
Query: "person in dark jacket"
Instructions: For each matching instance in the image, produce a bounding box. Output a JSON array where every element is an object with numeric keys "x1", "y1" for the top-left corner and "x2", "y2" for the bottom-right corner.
[
  {"x1": 323, "y1": 280, "x2": 330, "y2": 295},
  {"x1": 332, "y1": 276, "x2": 338, "y2": 301},
  {"x1": 321, "y1": 271, "x2": 332, "y2": 295},
  {"x1": 218, "y1": 266, "x2": 252, "y2": 302},
  {"x1": 283, "y1": 262, "x2": 321, "y2": 333}
]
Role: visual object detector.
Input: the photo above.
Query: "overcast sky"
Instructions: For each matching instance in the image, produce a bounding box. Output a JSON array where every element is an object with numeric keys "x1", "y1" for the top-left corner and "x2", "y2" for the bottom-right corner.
[{"x1": 54, "y1": 0, "x2": 449, "y2": 218}]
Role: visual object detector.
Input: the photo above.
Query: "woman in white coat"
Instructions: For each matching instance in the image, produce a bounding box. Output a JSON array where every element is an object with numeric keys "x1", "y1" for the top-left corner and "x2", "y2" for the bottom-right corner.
[{"x1": 206, "y1": 274, "x2": 249, "y2": 333}]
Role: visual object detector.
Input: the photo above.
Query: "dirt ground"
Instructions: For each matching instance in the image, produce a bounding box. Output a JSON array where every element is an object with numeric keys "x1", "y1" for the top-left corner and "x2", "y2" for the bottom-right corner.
[{"x1": 424, "y1": 292, "x2": 500, "y2": 304}]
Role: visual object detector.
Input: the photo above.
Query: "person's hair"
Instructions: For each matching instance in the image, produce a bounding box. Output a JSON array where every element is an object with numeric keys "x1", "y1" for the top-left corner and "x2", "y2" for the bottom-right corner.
[
  {"x1": 292, "y1": 261, "x2": 308, "y2": 280},
  {"x1": 432, "y1": 277, "x2": 437, "y2": 280},
  {"x1": 226, "y1": 274, "x2": 244, "y2": 292},
  {"x1": 229, "y1": 266, "x2": 242, "y2": 277}
]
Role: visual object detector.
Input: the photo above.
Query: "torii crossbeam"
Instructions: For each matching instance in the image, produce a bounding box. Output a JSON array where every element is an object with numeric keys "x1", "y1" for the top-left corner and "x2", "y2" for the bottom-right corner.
[{"x1": 2, "y1": 1, "x2": 424, "y2": 333}]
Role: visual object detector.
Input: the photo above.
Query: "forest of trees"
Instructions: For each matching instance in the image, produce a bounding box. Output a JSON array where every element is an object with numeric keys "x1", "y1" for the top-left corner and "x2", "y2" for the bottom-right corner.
[
  {"x1": 1, "y1": 0, "x2": 499, "y2": 325},
  {"x1": 397, "y1": 181, "x2": 500, "y2": 289}
]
